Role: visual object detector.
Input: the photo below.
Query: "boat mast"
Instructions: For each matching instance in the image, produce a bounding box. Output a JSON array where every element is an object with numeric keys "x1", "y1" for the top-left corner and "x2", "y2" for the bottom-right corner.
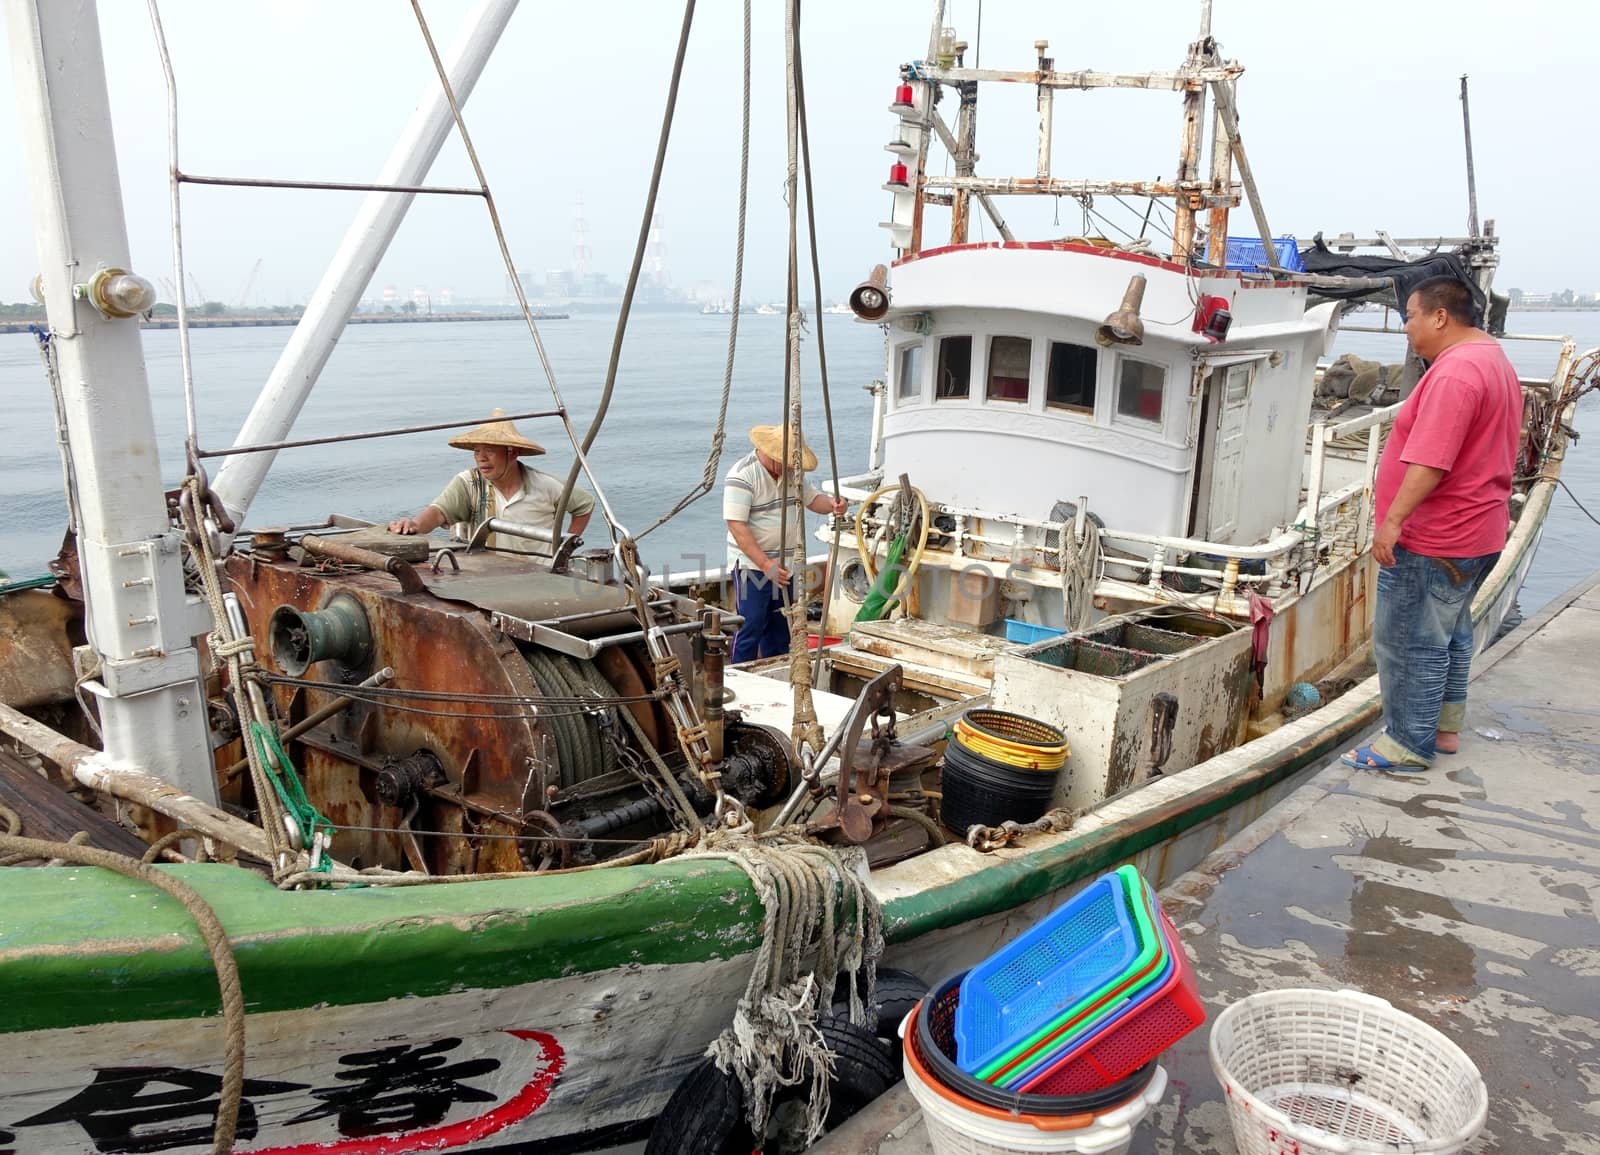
[
  {"x1": 210, "y1": 0, "x2": 518, "y2": 528},
  {"x1": 7, "y1": 0, "x2": 214, "y2": 799},
  {"x1": 1459, "y1": 74, "x2": 1481, "y2": 240}
]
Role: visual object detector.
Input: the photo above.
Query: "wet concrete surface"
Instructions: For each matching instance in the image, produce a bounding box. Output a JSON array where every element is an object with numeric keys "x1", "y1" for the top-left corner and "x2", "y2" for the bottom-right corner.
[{"x1": 815, "y1": 576, "x2": 1600, "y2": 1154}]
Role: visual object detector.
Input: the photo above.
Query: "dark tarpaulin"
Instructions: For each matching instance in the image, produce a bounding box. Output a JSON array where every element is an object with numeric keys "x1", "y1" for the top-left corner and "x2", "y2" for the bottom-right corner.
[{"x1": 1301, "y1": 236, "x2": 1488, "y2": 326}]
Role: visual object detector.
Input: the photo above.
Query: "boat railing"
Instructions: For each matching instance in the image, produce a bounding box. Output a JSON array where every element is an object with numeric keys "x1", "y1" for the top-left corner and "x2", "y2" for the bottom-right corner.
[{"x1": 835, "y1": 400, "x2": 1403, "y2": 608}]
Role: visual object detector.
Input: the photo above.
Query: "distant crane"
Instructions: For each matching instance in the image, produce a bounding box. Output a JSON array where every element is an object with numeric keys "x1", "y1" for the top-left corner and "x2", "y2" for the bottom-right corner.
[
  {"x1": 234, "y1": 258, "x2": 263, "y2": 311},
  {"x1": 185, "y1": 272, "x2": 209, "y2": 304}
]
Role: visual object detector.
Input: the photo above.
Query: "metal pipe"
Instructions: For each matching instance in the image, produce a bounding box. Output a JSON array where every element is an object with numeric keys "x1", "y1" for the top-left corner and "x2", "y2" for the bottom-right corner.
[
  {"x1": 177, "y1": 173, "x2": 485, "y2": 197},
  {"x1": 221, "y1": 667, "x2": 394, "y2": 783},
  {"x1": 1459, "y1": 75, "x2": 1480, "y2": 240},
  {"x1": 922, "y1": 175, "x2": 1232, "y2": 199},
  {"x1": 1170, "y1": 46, "x2": 1206, "y2": 261},
  {"x1": 702, "y1": 610, "x2": 726, "y2": 764},
  {"x1": 1034, "y1": 42, "x2": 1052, "y2": 180},
  {"x1": 918, "y1": 65, "x2": 1239, "y2": 90},
  {"x1": 301, "y1": 535, "x2": 425, "y2": 594},
  {"x1": 479, "y1": 517, "x2": 558, "y2": 546},
  {"x1": 196, "y1": 408, "x2": 562, "y2": 459},
  {"x1": 951, "y1": 82, "x2": 976, "y2": 244},
  {"x1": 1208, "y1": 78, "x2": 1281, "y2": 271},
  {"x1": 211, "y1": 0, "x2": 518, "y2": 527},
  {"x1": 576, "y1": 795, "x2": 666, "y2": 839},
  {"x1": 1204, "y1": 77, "x2": 1232, "y2": 265},
  {"x1": 9, "y1": 0, "x2": 214, "y2": 800},
  {"x1": 929, "y1": 110, "x2": 1013, "y2": 241}
]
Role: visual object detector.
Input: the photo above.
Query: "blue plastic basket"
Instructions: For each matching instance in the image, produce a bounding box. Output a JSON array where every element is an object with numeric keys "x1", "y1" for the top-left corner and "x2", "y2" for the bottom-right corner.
[
  {"x1": 1223, "y1": 235, "x2": 1304, "y2": 273},
  {"x1": 955, "y1": 872, "x2": 1144, "y2": 1075},
  {"x1": 1005, "y1": 619, "x2": 1066, "y2": 645},
  {"x1": 998, "y1": 902, "x2": 1175, "y2": 1088}
]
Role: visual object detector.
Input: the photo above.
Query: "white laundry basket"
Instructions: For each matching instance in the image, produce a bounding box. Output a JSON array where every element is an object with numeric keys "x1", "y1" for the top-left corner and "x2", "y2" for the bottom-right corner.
[{"x1": 1209, "y1": 988, "x2": 1488, "y2": 1155}]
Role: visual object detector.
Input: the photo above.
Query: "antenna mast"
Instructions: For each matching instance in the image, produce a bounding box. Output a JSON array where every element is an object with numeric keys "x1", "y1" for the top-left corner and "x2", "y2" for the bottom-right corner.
[{"x1": 1459, "y1": 74, "x2": 1481, "y2": 240}]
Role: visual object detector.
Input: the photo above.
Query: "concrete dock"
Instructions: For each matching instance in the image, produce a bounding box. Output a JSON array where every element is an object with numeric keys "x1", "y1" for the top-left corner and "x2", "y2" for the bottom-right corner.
[{"x1": 818, "y1": 573, "x2": 1600, "y2": 1154}]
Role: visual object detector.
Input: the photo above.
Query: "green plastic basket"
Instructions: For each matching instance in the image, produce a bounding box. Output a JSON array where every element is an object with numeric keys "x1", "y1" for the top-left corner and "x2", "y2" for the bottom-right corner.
[{"x1": 977, "y1": 865, "x2": 1169, "y2": 1084}]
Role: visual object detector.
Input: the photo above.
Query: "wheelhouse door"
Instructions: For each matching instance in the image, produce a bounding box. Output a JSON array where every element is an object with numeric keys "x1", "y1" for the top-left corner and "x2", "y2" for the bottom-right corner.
[{"x1": 1204, "y1": 362, "x2": 1254, "y2": 543}]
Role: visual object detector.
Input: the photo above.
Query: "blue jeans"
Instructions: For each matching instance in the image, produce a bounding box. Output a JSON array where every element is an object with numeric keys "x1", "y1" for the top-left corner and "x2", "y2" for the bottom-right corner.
[
  {"x1": 731, "y1": 565, "x2": 796, "y2": 662},
  {"x1": 1373, "y1": 546, "x2": 1499, "y2": 763}
]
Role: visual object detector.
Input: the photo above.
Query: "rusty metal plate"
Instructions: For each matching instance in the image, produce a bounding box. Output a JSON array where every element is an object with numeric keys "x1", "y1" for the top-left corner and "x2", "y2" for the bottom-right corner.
[
  {"x1": 423, "y1": 568, "x2": 631, "y2": 622},
  {"x1": 0, "y1": 590, "x2": 80, "y2": 709}
]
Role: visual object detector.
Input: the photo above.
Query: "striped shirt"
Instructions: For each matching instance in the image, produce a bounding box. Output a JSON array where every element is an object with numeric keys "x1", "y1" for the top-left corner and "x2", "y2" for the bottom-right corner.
[
  {"x1": 429, "y1": 463, "x2": 594, "y2": 553},
  {"x1": 723, "y1": 450, "x2": 822, "y2": 569}
]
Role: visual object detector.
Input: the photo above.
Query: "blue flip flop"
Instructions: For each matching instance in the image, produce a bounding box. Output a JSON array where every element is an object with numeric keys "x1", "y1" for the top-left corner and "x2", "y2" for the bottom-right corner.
[{"x1": 1340, "y1": 744, "x2": 1400, "y2": 770}]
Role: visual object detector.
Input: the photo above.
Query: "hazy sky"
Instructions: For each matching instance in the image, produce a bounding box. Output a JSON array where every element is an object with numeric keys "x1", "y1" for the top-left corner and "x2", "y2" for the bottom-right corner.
[{"x1": 3, "y1": 0, "x2": 1596, "y2": 305}]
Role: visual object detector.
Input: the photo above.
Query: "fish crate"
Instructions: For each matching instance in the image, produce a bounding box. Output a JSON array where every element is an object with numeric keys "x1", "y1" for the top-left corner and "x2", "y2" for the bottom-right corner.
[
  {"x1": 1223, "y1": 234, "x2": 1305, "y2": 273},
  {"x1": 991, "y1": 609, "x2": 1253, "y2": 810}
]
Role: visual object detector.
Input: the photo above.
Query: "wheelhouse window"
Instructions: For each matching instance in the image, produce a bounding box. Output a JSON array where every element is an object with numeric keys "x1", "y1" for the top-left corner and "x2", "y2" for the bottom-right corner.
[
  {"x1": 895, "y1": 343, "x2": 924, "y2": 403},
  {"x1": 935, "y1": 335, "x2": 972, "y2": 400},
  {"x1": 1046, "y1": 342, "x2": 1098, "y2": 412},
  {"x1": 985, "y1": 336, "x2": 1032, "y2": 402},
  {"x1": 1115, "y1": 357, "x2": 1166, "y2": 425}
]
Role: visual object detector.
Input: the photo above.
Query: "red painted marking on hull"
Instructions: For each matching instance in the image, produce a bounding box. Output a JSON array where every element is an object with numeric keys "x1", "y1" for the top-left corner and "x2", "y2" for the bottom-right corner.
[{"x1": 243, "y1": 1030, "x2": 565, "y2": 1155}]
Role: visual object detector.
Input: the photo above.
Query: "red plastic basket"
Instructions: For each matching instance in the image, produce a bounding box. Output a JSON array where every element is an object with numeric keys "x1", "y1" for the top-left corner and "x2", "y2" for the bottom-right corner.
[{"x1": 1017, "y1": 907, "x2": 1204, "y2": 1095}]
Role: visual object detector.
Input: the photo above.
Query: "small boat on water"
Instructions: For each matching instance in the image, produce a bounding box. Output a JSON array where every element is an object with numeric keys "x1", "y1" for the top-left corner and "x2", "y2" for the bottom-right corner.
[{"x1": 0, "y1": 3, "x2": 1592, "y2": 1154}]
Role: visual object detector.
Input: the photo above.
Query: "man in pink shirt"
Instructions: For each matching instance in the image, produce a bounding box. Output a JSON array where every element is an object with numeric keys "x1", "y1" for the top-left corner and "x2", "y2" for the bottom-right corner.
[{"x1": 1342, "y1": 276, "x2": 1523, "y2": 770}]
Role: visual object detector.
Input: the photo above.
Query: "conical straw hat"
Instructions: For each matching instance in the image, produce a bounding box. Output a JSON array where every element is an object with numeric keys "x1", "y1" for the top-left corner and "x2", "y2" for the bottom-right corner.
[
  {"x1": 447, "y1": 409, "x2": 545, "y2": 455},
  {"x1": 749, "y1": 424, "x2": 817, "y2": 471}
]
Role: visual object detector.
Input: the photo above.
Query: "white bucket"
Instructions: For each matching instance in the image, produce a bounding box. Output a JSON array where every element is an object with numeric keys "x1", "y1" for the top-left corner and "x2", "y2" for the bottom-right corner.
[
  {"x1": 1209, "y1": 988, "x2": 1488, "y2": 1155},
  {"x1": 902, "y1": 1043, "x2": 1167, "y2": 1155}
]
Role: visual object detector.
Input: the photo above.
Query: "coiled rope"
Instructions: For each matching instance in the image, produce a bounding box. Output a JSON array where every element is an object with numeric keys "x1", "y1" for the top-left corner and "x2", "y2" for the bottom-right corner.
[{"x1": 687, "y1": 825, "x2": 883, "y2": 1145}]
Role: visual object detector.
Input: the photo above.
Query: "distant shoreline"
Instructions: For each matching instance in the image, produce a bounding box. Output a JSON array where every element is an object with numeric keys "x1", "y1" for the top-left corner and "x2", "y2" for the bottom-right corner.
[{"x1": 0, "y1": 312, "x2": 569, "y2": 335}]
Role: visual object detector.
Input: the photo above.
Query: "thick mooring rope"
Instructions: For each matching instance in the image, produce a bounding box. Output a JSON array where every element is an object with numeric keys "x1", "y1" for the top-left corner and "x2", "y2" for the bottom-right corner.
[
  {"x1": 0, "y1": 828, "x2": 245, "y2": 1155},
  {"x1": 687, "y1": 826, "x2": 883, "y2": 1144}
]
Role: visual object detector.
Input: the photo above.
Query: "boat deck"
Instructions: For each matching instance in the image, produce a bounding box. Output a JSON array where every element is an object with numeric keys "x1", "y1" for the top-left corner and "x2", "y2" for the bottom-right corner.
[{"x1": 814, "y1": 571, "x2": 1600, "y2": 1154}]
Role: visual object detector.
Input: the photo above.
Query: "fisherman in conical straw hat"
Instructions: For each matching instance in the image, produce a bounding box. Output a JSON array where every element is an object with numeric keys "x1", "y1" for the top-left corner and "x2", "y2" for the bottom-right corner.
[
  {"x1": 723, "y1": 424, "x2": 847, "y2": 662},
  {"x1": 388, "y1": 409, "x2": 594, "y2": 552}
]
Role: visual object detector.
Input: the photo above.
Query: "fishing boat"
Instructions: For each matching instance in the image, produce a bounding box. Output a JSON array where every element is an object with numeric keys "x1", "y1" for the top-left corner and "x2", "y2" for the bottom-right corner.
[{"x1": 0, "y1": 3, "x2": 1591, "y2": 1154}]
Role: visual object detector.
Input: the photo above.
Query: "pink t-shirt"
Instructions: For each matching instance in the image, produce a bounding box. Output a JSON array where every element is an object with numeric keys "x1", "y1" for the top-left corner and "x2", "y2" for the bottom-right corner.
[{"x1": 1373, "y1": 339, "x2": 1522, "y2": 557}]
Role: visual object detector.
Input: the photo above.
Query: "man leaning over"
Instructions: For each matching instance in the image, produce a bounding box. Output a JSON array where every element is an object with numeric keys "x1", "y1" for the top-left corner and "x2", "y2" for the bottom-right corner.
[{"x1": 724, "y1": 424, "x2": 846, "y2": 663}]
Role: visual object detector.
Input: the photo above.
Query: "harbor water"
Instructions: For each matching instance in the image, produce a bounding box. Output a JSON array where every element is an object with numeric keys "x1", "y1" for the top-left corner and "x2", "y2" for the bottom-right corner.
[{"x1": 0, "y1": 308, "x2": 1596, "y2": 611}]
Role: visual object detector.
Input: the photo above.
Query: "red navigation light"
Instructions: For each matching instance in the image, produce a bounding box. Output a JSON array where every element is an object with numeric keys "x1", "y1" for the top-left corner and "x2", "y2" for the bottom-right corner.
[
  {"x1": 887, "y1": 162, "x2": 909, "y2": 188},
  {"x1": 1192, "y1": 295, "x2": 1233, "y2": 343},
  {"x1": 894, "y1": 83, "x2": 915, "y2": 108}
]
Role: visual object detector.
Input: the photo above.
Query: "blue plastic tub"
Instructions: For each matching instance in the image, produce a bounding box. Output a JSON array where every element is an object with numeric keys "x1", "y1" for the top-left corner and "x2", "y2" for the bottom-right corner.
[
  {"x1": 1005, "y1": 619, "x2": 1066, "y2": 645},
  {"x1": 1223, "y1": 235, "x2": 1304, "y2": 273},
  {"x1": 955, "y1": 872, "x2": 1144, "y2": 1075}
]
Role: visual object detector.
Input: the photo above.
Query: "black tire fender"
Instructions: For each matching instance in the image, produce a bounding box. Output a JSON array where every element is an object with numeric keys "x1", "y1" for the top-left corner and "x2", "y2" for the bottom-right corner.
[
  {"x1": 644, "y1": 1015, "x2": 900, "y2": 1153},
  {"x1": 832, "y1": 967, "x2": 928, "y2": 1048}
]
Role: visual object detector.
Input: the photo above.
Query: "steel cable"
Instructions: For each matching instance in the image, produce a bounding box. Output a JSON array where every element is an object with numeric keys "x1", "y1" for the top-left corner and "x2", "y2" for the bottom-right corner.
[
  {"x1": 637, "y1": 0, "x2": 752, "y2": 540},
  {"x1": 549, "y1": 0, "x2": 698, "y2": 539}
]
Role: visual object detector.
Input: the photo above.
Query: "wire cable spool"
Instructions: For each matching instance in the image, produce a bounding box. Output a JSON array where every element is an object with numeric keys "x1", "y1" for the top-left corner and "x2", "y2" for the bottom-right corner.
[
  {"x1": 523, "y1": 650, "x2": 620, "y2": 787},
  {"x1": 942, "y1": 709, "x2": 1069, "y2": 834}
]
